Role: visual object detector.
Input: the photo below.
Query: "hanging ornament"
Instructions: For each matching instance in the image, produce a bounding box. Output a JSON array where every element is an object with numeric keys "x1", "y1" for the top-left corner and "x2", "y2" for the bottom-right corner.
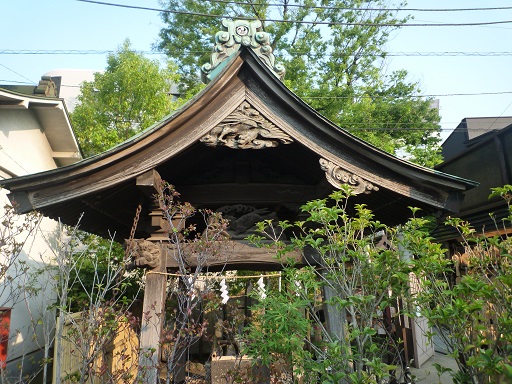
[
  {"x1": 257, "y1": 276, "x2": 267, "y2": 299},
  {"x1": 188, "y1": 276, "x2": 196, "y2": 301},
  {"x1": 220, "y1": 279, "x2": 230, "y2": 304},
  {"x1": 294, "y1": 280, "x2": 302, "y2": 296}
]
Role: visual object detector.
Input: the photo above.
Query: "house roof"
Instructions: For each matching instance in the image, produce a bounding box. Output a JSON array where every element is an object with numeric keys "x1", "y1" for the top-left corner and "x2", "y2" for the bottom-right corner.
[
  {"x1": 442, "y1": 116, "x2": 512, "y2": 162},
  {"x1": 435, "y1": 122, "x2": 512, "y2": 241},
  {"x1": 1, "y1": 75, "x2": 60, "y2": 98},
  {"x1": 0, "y1": 87, "x2": 81, "y2": 168},
  {"x1": 2, "y1": 47, "x2": 477, "y2": 241}
]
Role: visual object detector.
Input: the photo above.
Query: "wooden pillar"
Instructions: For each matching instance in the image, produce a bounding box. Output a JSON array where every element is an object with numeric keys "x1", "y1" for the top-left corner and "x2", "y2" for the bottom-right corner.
[
  {"x1": 135, "y1": 169, "x2": 168, "y2": 383},
  {"x1": 322, "y1": 279, "x2": 348, "y2": 384},
  {"x1": 322, "y1": 280, "x2": 345, "y2": 342},
  {"x1": 170, "y1": 276, "x2": 188, "y2": 383},
  {"x1": 139, "y1": 258, "x2": 167, "y2": 383}
]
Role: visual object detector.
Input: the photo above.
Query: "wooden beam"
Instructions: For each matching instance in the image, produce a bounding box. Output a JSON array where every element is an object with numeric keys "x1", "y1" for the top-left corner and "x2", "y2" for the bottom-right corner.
[
  {"x1": 0, "y1": 100, "x2": 28, "y2": 109},
  {"x1": 163, "y1": 241, "x2": 308, "y2": 269},
  {"x1": 52, "y1": 151, "x2": 81, "y2": 159},
  {"x1": 136, "y1": 169, "x2": 163, "y2": 198},
  {"x1": 178, "y1": 183, "x2": 320, "y2": 205}
]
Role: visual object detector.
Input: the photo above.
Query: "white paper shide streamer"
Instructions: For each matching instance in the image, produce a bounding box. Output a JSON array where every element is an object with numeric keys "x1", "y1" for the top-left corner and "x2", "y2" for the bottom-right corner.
[
  {"x1": 294, "y1": 280, "x2": 302, "y2": 296},
  {"x1": 256, "y1": 276, "x2": 267, "y2": 300},
  {"x1": 220, "y1": 279, "x2": 230, "y2": 304},
  {"x1": 188, "y1": 276, "x2": 196, "y2": 301}
]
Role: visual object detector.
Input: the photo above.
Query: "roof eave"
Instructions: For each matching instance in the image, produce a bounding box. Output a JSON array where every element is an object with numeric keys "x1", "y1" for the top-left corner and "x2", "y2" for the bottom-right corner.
[{"x1": 0, "y1": 88, "x2": 82, "y2": 165}]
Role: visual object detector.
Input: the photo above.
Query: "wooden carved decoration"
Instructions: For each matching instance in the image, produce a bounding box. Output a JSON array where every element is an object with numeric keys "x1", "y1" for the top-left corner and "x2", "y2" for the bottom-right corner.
[
  {"x1": 200, "y1": 101, "x2": 293, "y2": 149},
  {"x1": 201, "y1": 18, "x2": 285, "y2": 82},
  {"x1": 127, "y1": 239, "x2": 161, "y2": 269},
  {"x1": 319, "y1": 158, "x2": 379, "y2": 195},
  {"x1": 217, "y1": 204, "x2": 278, "y2": 239}
]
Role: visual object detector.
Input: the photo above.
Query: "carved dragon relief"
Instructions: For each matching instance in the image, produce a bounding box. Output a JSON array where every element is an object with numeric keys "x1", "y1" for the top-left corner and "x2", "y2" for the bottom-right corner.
[
  {"x1": 319, "y1": 158, "x2": 379, "y2": 195},
  {"x1": 126, "y1": 239, "x2": 162, "y2": 269},
  {"x1": 200, "y1": 101, "x2": 293, "y2": 149}
]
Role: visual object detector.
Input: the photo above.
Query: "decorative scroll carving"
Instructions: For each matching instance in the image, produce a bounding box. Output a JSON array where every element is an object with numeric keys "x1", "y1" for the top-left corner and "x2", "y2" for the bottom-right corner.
[
  {"x1": 127, "y1": 239, "x2": 161, "y2": 269},
  {"x1": 200, "y1": 101, "x2": 293, "y2": 149},
  {"x1": 201, "y1": 19, "x2": 285, "y2": 82},
  {"x1": 319, "y1": 158, "x2": 379, "y2": 195}
]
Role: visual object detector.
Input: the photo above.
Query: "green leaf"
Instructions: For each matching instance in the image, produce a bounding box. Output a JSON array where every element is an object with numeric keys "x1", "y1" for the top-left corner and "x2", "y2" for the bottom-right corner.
[
  {"x1": 501, "y1": 363, "x2": 512, "y2": 378},
  {"x1": 71, "y1": 40, "x2": 179, "y2": 157}
]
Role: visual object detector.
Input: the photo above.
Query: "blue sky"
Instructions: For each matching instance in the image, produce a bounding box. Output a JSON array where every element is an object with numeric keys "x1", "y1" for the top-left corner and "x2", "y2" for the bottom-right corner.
[{"x1": 1, "y1": 0, "x2": 511, "y2": 141}]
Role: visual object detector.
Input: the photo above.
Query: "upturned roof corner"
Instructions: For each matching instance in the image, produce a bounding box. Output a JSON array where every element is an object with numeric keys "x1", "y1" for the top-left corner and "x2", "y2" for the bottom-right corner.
[{"x1": 201, "y1": 18, "x2": 285, "y2": 83}]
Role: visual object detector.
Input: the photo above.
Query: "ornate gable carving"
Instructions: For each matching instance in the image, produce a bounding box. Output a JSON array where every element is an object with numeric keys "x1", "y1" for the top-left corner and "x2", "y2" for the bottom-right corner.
[
  {"x1": 200, "y1": 101, "x2": 293, "y2": 149},
  {"x1": 201, "y1": 19, "x2": 285, "y2": 82},
  {"x1": 320, "y1": 158, "x2": 379, "y2": 195}
]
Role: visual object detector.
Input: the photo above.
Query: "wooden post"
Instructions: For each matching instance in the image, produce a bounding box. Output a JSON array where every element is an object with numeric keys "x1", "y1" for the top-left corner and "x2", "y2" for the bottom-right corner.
[
  {"x1": 322, "y1": 280, "x2": 348, "y2": 384},
  {"x1": 322, "y1": 277, "x2": 345, "y2": 342},
  {"x1": 135, "y1": 169, "x2": 167, "y2": 383},
  {"x1": 170, "y1": 276, "x2": 188, "y2": 383},
  {"x1": 138, "y1": 258, "x2": 167, "y2": 383}
]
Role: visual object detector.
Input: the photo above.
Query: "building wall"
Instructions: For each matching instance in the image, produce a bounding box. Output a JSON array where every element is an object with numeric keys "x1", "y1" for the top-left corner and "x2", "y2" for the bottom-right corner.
[
  {"x1": 0, "y1": 110, "x2": 57, "y2": 176},
  {"x1": 0, "y1": 104, "x2": 74, "y2": 378},
  {"x1": 0, "y1": 193, "x2": 58, "y2": 372}
]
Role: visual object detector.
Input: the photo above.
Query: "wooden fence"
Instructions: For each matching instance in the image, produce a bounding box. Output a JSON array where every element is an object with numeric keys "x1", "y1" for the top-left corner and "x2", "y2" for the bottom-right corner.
[{"x1": 53, "y1": 312, "x2": 139, "y2": 384}]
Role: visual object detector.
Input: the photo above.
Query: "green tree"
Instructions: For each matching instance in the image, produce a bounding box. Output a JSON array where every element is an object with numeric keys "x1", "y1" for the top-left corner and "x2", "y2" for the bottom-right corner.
[
  {"x1": 157, "y1": 1, "x2": 442, "y2": 166},
  {"x1": 71, "y1": 40, "x2": 179, "y2": 157},
  {"x1": 412, "y1": 186, "x2": 512, "y2": 383},
  {"x1": 244, "y1": 186, "x2": 422, "y2": 383}
]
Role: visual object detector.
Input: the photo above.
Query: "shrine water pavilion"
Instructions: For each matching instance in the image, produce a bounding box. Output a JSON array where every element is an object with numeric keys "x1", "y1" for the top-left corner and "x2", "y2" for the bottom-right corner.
[{"x1": 2, "y1": 19, "x2": 476, "y2": 383}]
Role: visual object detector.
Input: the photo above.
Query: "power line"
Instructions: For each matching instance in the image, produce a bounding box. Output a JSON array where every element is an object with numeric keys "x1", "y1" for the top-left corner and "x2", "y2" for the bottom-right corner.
[
  {"x1": 204, "y1": 0, "x2": 512, "y2": 13},
  {"x1": 302, "y1": 91, "x2": 512, "y2": 99},
  {"x1": 2, "y1": 49, "x2": 512, "y2": 57},
  {"x1": 0, "y1": 76, "x2": 508, "y2": 99},
  {"x1": 0, "y1": 78, "x2": 503, "y2": 132},
  {"x1": 0, "y1": 64, "x2": 35, "y2": 84},
  {"x1": 0, "y1": 146, "x2": 29, "y2": 174},
  {"x1": 384, "y1": 52, "x2": 512, "y2": 57},
  {"x1": 75, "y1": 0, "x2": 512, "y2": 27},
  {"x1": 0, "y1": 79, "x2": 34, "y2": 84},
  {"x1": 487, "y1": 100, "x2": 512, "y2": 130},
  {"x1": 344, "y1": 128, "x2": 477, "y2": 132},
  {"x1": 0, "y1": 49, "x2": 160, "y2": 55}
]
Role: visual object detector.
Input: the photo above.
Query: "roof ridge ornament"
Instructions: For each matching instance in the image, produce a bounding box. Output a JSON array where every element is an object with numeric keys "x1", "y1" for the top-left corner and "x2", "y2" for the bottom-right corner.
[
  {"x1": 201, "y1": 19, "x2": 285, "y2": 83},
  {"x1": 34, "y1": 76, "x2": 58, "y2": 98},
  {"x1": 200, "y1": 101, "x2": 293, "y2": 149},
  {"x1": 319, "y1": 158, "x2": 379, "y2": 195}
]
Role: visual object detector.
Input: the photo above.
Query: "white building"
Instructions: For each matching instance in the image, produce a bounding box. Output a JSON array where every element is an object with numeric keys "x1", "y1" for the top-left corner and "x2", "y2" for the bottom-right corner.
[
  {"x1": 43, "y1": 69, "x2": 96, "y2": 113},
  {"x1": 0, "y1": 80, "x2": 81, "y2": 378}
]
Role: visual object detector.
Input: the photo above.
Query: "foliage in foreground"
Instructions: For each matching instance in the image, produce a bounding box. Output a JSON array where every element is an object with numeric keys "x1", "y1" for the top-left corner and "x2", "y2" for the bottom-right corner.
[
  {"x1": 3, "y1": 185, "x2": 512, "y2": 383},
  {"x1": 245, "y1": 186, "x2": 430, "y2": 383},
  {"x1": 245, "y1": 185, "x2": 512, "y2": 384},
  {"x1": 0, "y1": 204, "x2": 141, "y2": 384},
  {"x1": 414, "y1": 186, "x2": 512, "y2": 384},
  {"x1": 52, "y1": 220, "x2": 142, "y2": 384}
]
